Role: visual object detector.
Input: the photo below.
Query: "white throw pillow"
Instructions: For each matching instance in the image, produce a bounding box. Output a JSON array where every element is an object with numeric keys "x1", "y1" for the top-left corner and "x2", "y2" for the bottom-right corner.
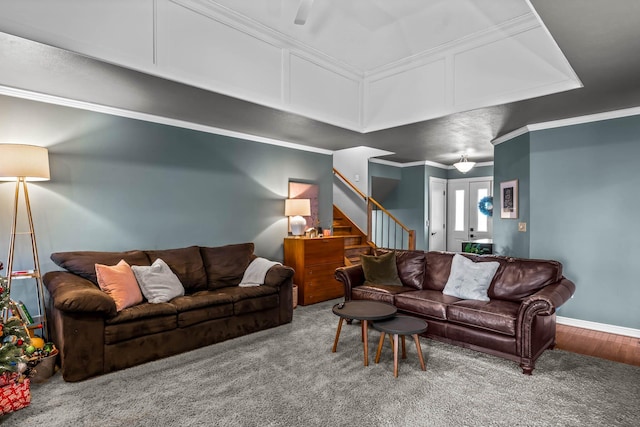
[
  {"x1": 131, "y1": 258, "x2": 185, "y2": 303},
  {"x1": 442, "y1": 254, "x2": 500, "y2": 301}
]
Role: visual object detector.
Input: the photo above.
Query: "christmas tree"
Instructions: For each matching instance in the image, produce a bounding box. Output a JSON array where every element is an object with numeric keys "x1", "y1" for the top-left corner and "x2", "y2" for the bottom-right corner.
[{"x1": 0, "y1": 276, "x2": 31, "y2": 379}]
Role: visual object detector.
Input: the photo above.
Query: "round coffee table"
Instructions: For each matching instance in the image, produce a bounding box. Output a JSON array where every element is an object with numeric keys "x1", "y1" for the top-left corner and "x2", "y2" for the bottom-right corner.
[
  {"x1": 332, "y1": 300, "x2": 397, "y2": 366},
  {"x1": 372, "y1": 315, "x2": 428, "y2": 377}
]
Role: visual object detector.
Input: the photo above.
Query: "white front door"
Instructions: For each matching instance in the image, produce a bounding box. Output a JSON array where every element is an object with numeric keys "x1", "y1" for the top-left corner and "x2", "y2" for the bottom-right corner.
[
  {"x1": 429, "y1": 177, "x2": 447, "y2": 251},
  {"x1": 447, "y1": 177, "x2": 493, "y2": 252},
  {"x1": 469, "y1": 181, "x2": 493, "y2": 241}
]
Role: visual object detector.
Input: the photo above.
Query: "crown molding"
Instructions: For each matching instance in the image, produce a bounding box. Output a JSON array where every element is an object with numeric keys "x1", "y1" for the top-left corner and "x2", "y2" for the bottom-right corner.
[
  {"x1": 0, "y1": 85, "x2": 334, "y2": 156},
  {"x1": 492, "y1": 105, "x2": 640, "y2": 145}
]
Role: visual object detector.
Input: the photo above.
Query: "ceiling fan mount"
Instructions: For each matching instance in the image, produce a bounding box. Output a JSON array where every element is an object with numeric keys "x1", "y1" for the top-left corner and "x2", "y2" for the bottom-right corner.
[{"x1": 294, "y1": 0, "x2": 314, "y2": 25}]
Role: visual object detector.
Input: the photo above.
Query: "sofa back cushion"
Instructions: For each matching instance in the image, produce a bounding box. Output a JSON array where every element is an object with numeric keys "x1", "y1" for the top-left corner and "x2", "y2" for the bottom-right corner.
[
  {"x1": 488, "y1": 257, "x2": 563, "y2": 302},
  {"x1": 145, "y1": 246, "x2": 207, "y2": 292},
  {"x1": 424, "y1": 251, "x2": 455, "y2": 291},
  {"x1": 425, "y1": 251, "x2": 563, "y2": 301},
  {"x1": 375, "y1": 249, "x2": 426, "y2": 290},
  {"x1": 200, "y1": 243, "x2": 256, "y2": 290},
  {"x1": 51, "y1": 250, "x2": 151, "y2": 285}
]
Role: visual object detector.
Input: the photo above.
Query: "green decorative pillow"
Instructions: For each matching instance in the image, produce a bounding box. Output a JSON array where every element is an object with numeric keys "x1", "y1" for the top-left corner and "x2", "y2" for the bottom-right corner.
[{"x1": 361, "y1": 251, "x2": 402, "y2": 286}]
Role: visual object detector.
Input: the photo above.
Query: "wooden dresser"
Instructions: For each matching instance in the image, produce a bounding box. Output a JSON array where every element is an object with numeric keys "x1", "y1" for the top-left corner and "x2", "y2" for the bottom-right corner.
[{"x1": 283, "y1": 236, "x2": 345, "y2": 306}]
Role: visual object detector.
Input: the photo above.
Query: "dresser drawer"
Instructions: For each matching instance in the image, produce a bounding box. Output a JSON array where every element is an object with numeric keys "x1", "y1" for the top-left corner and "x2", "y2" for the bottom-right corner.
[
  {"x1": 302, "y1": 264, "x2": 344, "y2": 305},
  {"x1": 303, "y1": 238, "x2": 343, "y2": 265}
]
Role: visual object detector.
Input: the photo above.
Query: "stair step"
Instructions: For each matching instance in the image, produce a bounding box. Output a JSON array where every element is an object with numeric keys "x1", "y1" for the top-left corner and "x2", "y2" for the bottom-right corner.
[{"x1": 345, "y1": 244, "x2": 373, "y2": 259}]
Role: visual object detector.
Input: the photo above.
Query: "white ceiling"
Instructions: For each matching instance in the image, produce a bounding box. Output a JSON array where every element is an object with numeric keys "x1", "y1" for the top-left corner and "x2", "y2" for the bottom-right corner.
[
  {"x1": 211, "y1": 0, "x2": 533, "y2": 72},
  {"x1": 0, "y1": 0, "x2": 597, "y2": 164}
]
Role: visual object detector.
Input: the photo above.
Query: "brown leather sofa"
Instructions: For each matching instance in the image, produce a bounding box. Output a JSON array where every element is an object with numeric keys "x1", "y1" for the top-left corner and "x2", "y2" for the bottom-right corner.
[
  {"x1": 43, "y1": 243, "x2": 293, "y2": 382},
  {"x1": 335, "y1": 250, "x2": 576, "y2": 374}
]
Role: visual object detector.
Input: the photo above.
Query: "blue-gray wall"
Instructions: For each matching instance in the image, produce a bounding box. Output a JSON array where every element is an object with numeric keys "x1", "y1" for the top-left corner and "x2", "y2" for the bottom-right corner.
[
  {"x1": 493, "y1": 133, "x2": 530, "y2": 258},
  {"x1": 0, "y1": 96, "x2": 333, "y2": 314},
  {"x1": 495, "y1": 115, "x2": 640, "y2": 329},
  {"x1": 529, "y1": 116, "x2": 640, "y2": 329}
]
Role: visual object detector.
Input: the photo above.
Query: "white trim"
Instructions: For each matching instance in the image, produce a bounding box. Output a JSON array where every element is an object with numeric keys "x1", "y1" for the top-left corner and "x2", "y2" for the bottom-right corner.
[
  {"x1": 447, "y1": 175, "x2": 493, "y2": 183},
  {"x1": 557, "y1": 316, "x2": 640, "y2": 339},
  {"x1": 0, "y1": 85, "x2": 334, "y2": 155},
  {"x1": 369, "y1": 158, "x2": 449, "y2": 169},
  {"x1": 492, "y1": 106, "x2": 640, "y2": 146},
  {"x1": 369, "y1": 158, "x2": 494, "y2": 169}
]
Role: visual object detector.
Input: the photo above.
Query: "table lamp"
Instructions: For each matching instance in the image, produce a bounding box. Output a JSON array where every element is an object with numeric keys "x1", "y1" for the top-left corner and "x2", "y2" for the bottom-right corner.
[{"x1": 285, "y1": 198, "x2": 310, "y2": 236}]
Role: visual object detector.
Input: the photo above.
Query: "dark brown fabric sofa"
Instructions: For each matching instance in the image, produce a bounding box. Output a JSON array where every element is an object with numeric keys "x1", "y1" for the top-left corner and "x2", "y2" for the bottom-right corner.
[
  {"x1": 43, "y1": 243, "x2": 294, "y2": 382},
  {"x1": 335, "y1": 250, "x2": 576, "y2": 374}
]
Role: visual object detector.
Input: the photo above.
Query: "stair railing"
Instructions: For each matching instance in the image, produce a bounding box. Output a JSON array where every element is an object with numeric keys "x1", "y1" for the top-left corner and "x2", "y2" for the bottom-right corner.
[{"x1": 333, "y1": 168, "x2": 416, "y2": 250}]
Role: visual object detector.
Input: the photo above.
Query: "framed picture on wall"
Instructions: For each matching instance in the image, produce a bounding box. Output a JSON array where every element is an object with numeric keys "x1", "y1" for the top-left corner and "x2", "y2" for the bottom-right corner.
[{"x1": 500, "y1": 179, "x2": 518, "y2": 219}]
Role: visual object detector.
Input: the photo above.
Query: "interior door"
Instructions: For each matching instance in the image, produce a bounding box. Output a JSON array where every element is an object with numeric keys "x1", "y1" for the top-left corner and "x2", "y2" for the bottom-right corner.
[{"x1": 429, "y1": 177, "x2": 447, "y2": 251}]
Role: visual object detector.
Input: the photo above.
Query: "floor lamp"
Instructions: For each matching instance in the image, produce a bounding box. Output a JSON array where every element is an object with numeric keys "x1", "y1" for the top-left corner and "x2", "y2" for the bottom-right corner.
[{"x1": 0, "y1": 144, "x2": 50, "y2": 340}]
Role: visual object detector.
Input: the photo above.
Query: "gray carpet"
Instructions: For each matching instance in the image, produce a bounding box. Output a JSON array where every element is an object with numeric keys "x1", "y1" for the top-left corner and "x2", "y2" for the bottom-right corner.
[{"x1": 3, "y1": 300, "x2": 639, "y2": 426}]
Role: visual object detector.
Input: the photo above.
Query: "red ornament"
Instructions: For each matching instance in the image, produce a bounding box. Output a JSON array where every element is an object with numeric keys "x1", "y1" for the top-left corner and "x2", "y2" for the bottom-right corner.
[{"x1": 17, "y1": 339, "x2": 23, "y2": 346}]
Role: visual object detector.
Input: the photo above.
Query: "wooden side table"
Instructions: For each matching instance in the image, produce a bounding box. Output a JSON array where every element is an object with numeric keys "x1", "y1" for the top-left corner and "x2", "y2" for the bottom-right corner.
[
  {"x1": 372, "y1": 315, "x2": 428, "y2": 377},
  {"x1": 331, "y1": 300, "x2": 397, "y2": 366}
]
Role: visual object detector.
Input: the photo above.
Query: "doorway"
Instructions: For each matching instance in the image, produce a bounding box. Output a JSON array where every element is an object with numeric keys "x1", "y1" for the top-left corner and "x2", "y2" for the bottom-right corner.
[
  {"x1": 428, "y1": 177, "x2": 447, "y2": 251},
  {"x1": 446, "y1": 177, "x2": 493, "y2": 252}
]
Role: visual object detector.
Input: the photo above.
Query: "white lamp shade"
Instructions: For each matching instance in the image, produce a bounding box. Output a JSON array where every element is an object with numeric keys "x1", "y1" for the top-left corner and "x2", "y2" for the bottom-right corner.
[
  {"x1": 285, "y1": 198, "x2": 311, "y2": 236},
  {"x1": 284, "y1": 198, "x2": 311, "y2": 217},
  {"x1": 453, "y1": 154, "x2": 475, "y2": 174},
  {"x1": 0, "y1": 144, "x2": 50, "y2": 181}
]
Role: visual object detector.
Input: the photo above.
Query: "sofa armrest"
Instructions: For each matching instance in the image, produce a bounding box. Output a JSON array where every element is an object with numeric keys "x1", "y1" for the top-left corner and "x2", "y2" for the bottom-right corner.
[
  {"x1": 335, "y1": 264, "x2": 365, "y2": 301},
  {"x1": 517, "y1": 277, "x2": 575, "y2": 365},
  {"x1": 263, "y1": 264, "x2": 294, "y2": 288},
  {"x1": 520, "y1": 277, "x2": 576, "y2": 317},
  {"x1": 263, "y1": 264, "x2": 294, "y2": 325},
  {"x1": 43, "y1": 271, "x2": 117, "y2": 317}
]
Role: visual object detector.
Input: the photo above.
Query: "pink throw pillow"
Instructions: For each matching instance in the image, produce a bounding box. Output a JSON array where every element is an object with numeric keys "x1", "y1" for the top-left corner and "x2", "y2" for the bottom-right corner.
[{"x1": 95, "y1": 259, "x2": 143, "y2": 311}]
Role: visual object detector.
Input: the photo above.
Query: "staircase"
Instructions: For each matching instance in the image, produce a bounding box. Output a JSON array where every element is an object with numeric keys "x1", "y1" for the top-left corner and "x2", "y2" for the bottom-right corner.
[{"x1": 332, "y1": 205, "x2": 375, "y2": 265}]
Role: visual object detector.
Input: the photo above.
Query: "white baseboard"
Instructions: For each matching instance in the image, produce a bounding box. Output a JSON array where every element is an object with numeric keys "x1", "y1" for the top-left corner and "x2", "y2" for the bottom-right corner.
[{"x1": 557, "y1": 316, "x2": 640, "y2": 339}]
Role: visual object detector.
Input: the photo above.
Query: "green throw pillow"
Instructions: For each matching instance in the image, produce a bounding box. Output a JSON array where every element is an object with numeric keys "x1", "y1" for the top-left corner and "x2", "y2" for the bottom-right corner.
[{"x1": 361, "y1": 251, "x2": 402, "y2": 286}]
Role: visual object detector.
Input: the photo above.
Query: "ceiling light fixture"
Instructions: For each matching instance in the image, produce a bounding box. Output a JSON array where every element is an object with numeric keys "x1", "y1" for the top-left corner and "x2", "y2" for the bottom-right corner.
[{"x1": 453, "y1": 154, "x2": 476, "y2": 174}]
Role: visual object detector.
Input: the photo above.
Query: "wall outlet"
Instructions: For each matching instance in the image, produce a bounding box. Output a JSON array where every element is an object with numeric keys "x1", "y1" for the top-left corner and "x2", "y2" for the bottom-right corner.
[{"x1": 518, "y1": 222, "x2": 527, "y2": 232}]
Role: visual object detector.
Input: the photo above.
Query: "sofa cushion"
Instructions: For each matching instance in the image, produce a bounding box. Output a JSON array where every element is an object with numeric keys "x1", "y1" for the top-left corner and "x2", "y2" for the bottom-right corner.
[
  {"x1": 105, "y1": 302, "x2": 177, "y2": 344},
  {"x1": 145, "y1": 246, "x2": 207, "y2": 292},
  {"x1": 170, "y1": 290, "x2": 235, "y2": 328},
  {"x1": 361, "y1": 251, "x2": 402, "y2": 286},
  {"x1": 51, "y1": 250, "x2": 150, "y2": 285},
  {"x1": 106, "y1": 301, "x2": 177, "y2": 324},
  {"x1": 447, "y1": 299, "x2": 520, "y2": 336},
  {"x1": 488, "y1": 258, "x2": 563, "y2": 302},
  {"x1": 424, "y1": 251, "x2": 454, "y2": 291},
  {"x1": 235, "y1": 294, "x2": 279, "y2": 315},
  {"x1": 216, "y1": 285, "x2": 278, "y2": 303},
  {"x1": 200, "y1": 243, "x2": 256, "y2": 290},
  {"x1": 95, "y1": 260, "x2": 144, "y2": 312},
  {"x1": 131, "y1": 258, "x2": 185, "y2": 303},
  {"x1": 376, "y1": 249, "x2": 426, "y2": 290},
  {"x1": 352, "y1": 284, "x2": 414, "y2": 305},
  {"x1": 171, "y1": 290, "x2": 234, "y2": 312},
  {"x1": 395, "y1": 290, "x2": 461, "y2": 320},
  {"x1": 443, "y1": 254, "x2": 500, "y2": 301}
]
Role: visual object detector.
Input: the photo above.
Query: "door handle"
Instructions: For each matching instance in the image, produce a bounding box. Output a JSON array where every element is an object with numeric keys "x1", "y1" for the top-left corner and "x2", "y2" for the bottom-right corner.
[{"x1": 431, "y1": 232, "x2": 437, "y2": 236}]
